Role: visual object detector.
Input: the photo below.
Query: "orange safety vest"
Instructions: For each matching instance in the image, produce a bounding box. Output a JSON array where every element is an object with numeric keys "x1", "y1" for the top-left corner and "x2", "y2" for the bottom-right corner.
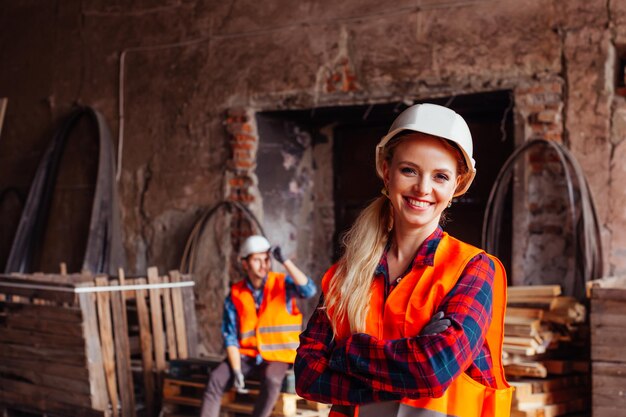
[
  {"x1": 231, "y1": 271, "x2": 303, "y2": 363},
  {"x1": 321, "y1": 233, "x2": 513, "y2": 417}
]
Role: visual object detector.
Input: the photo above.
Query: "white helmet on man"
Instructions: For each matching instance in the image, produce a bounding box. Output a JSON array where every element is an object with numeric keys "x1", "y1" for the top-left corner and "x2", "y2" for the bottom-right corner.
[
  {"x1": 375, "y1": 103, "x2": 476, "y2": 196},
  {"x1": 239, "y1": 235, "x2": 271, "y2": 259}
]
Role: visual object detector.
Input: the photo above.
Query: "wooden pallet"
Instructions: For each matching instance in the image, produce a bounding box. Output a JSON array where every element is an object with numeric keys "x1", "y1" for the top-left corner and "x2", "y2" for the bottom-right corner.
[{"x1": 161, "y1": 377, "x2": 328, "y2": 417}]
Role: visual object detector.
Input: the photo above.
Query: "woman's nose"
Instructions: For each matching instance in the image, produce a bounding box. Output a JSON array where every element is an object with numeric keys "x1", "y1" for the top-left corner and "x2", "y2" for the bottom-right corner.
[{"x1": 413, "y1": 175, "x2": 432, "y2": 195}]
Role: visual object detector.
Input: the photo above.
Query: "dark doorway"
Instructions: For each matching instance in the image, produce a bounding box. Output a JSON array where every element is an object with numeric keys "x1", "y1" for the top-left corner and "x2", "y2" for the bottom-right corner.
[{"x1": 259, "y1": 91, "x2": 515, "y2": 272}]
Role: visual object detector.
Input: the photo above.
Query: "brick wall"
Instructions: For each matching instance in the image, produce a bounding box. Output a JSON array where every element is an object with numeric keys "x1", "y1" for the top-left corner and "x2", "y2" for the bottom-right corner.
[{"x1": 512, "y1": 80, "x2": 580, "y2": 293}]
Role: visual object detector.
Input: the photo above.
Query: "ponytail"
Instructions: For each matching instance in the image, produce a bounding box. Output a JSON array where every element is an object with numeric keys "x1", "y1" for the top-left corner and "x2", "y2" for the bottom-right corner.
[{"x1": 325, "y1": 196, "x2": 392, "y2": 335}]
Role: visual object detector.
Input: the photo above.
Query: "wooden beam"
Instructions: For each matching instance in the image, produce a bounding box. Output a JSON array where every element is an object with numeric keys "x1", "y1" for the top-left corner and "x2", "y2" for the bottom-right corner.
[
  {"x1": 110, "y1": 280, "x2": 136, "y2": 417},
  {"x1": 78, "y1": 292, "x2": 108, "y2": 411},
  {"x1": 169, "y1": 270, "x2": 189, "y2": 359},
  {"x1": 147, "y1": 267, "x2": 166, "y2": 372},
  {"x1": 180, "y1": 275, "x2": 198, "y2": 357},
  {"x1": 135, "y1": 278, "x2": 155, "y2": 417},
  {"x1": 95, "y1": 277, "x2": 120, "y2": 417},
  {"x1": 162, "y1": 279, "x2": 178, "y2": 360}
]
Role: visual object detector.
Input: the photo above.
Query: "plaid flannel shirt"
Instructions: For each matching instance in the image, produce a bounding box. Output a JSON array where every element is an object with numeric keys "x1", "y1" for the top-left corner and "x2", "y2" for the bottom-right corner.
[{"x1": 294, "y1": 227, "x2": 496, "y2": 409}]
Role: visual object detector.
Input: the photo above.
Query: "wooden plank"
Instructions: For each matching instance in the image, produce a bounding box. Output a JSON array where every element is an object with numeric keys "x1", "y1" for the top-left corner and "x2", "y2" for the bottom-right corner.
[
  {"x1": 0, "y1": 356, "x2": 90, "y2": 380},
  {"x1": 0, "y1": 301, "x2": 83, "y2": 322},
  {"x1": 590, "y1": 312, "x2": 626, "y2": 328},
  {"x1": 505, "y1": 362, "x2": 548, "y2": 378},
  {"x1": 0, "y1": 390, "x2": 107, "y2": 417},
  {"x1": 592, "y1": 345, "x2": 623, "y2": 363},
  {"x1": 0, "y1": 272, "x2": 94, "y2": 284},
  {"x1": 147, "y1": 267, "x2": 166, "y2": 372},
  {"x1": 110, "y1": 280, "x2": 136, "y2": 417},
  {"x1": 0, "y1": 327, "x2": 85, "y2": 348},
  {"x1": 508, "y1": 375, "x2": 589, "y2": 395},
  {"x1": 169, "y1": 270, "x2": 189, "y2": 359},
  {"x1": 506, "y1": 307, "x2": 544, "y2": 320},
  {"x1": 590, "y1": 287, "x2": 626, "y2": 301},
  {"x1": 512, "y1": 397, "x2": 589, "y2": 416},
  {"x1": 592, "y1": 406, "x2": 626, "y2": 417},
  {"x1": 162, "y1": 277, "x2": 179, "y2": 360},
  {"x1": 514, "y1": 386, "x2": 588, "y2": 407},
  {"x1": 135, "y1": 278, "x2": 155, "y2": 417},
  {"x1": 0, "y1": 281, "x2": 76, "y2": 304},
  {"x1": 180, "y1": 277, "x2": 198, "y2": 357},
  {"x1": 591, "y1": 298, "x2": 626, "y2": 315},
  {"x1": 0, "y1": 376, "x2": 92, "y2": 408},
  {"x1": 0, "y1": 364, "x2": 91, "y2": 394},
  {"x1": 508, "y1": 285, "x2": 561, "y2": 298},
  {"x1": 593, "y1": 361, "x2": 626, "y2": 409},
  {"x1": 0, "y1": 342, "x2": 86, "y2": 366},
  {"x1": 591, "y1": 324, "x2": 626, "y2": 362},
  {"x1": 78, "y1": 291, "x2": 108, "y2": 411},
  {"x1": 95, "y1": 277, "x2": 120, "y2": 417},
  {"x1": 6, "y1": 314, "x2": 84, "y2": 337}
]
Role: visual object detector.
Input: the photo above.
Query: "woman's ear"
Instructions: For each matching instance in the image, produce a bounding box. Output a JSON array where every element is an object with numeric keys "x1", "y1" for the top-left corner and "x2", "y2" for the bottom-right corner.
[
  {"x1": 454, "y1": 174, "x2": 464, "y2": 195},
  {"x1": 382, "y1": 160, "x2": 390, "y2": 185}
]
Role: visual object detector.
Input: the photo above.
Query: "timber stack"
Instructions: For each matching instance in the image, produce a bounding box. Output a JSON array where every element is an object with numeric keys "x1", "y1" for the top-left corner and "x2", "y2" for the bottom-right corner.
[
  {"x1": 503, "y1": 284, "x2": 590, "y2": 417},
  {"x1": 0, "y1": 267, "x2": 198, "y2": 417},
  {"x1": 587, "y1": 276, "x2": 626, "y2": 417}
]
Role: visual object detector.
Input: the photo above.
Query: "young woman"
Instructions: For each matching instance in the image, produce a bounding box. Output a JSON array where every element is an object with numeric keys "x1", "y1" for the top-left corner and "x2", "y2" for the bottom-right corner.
[{"x1": 294, "y1": 103, "x2": 513, "y2": 417}]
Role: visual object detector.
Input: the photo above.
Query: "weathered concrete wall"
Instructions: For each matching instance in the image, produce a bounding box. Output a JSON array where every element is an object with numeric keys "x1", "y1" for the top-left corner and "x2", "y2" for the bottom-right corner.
[{"x1": 1, "y1": 0, "x2": 625, "y2": 352}]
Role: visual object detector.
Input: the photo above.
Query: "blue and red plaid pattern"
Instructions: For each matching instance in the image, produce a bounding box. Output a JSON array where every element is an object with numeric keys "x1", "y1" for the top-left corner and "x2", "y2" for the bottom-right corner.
[{"x1": 295, "y1": 227, "x2": 496, "y2": 406}]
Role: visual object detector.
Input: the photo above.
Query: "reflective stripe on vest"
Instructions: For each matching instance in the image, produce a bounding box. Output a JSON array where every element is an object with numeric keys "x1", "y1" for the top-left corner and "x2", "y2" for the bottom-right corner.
[
  {"x1": 231, "y1": 271, "x2": 303, "y2": 363},
  {"x1": 322, "y1": 233, "x2": 513, "y2": 417}
]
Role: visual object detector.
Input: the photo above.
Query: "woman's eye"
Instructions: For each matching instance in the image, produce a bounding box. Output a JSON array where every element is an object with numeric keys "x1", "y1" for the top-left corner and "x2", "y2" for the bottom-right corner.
[
  {"x1": 434, "y1": 173, "x2": 450, "y2": 182},
  {"x1": 400, "y1": 167, "x2": 416, "y2": 175}
]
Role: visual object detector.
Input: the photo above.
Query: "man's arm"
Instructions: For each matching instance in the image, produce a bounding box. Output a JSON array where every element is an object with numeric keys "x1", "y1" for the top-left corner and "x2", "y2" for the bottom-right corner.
[
  {"x1": 282, "y1": 258, "x2": 309, "y2": 286},
  {"x1": 272, "y1": 246, "x2": 317, "y2": 300},
  {"x1": 226, "y1": 345, "x2": 242, "y2": 371}
]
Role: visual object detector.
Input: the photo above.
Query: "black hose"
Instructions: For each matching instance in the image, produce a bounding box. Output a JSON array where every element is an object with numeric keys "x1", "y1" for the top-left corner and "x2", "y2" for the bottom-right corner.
[{"x1": 482, "y1": 139, "x2": 603, "y2": 299}]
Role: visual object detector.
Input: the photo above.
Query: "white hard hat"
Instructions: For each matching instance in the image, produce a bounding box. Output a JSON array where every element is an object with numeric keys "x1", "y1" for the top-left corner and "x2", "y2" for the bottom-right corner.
[
  {"x1": 375, "y1": 103, "x2": 476, "y2": 196},
  {"x1": 239, "y1": 235, "x2": 271, "y2": 258}
]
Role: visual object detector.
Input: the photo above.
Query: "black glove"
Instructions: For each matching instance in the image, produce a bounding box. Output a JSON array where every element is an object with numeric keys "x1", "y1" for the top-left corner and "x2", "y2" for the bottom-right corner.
[
  {"x1": 420, "y1": 311, "x2": 451, "y2": 336},
  {"x1": 271, "y1": 246, "x2": 287, "y2": 264}
]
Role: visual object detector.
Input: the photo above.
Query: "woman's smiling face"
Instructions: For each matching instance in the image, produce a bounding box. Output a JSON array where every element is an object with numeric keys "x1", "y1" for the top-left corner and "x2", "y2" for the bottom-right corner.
[{"x1": 383, "y1": 133, "x2": 462, "y2": 234}]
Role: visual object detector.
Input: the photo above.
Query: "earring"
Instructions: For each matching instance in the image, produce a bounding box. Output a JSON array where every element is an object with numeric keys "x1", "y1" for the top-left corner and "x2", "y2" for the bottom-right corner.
[
  {"x1": 447, "y1": 201, "x2": 452, "y2": 208},
  {"x1": 381, "y1": 187, "x2": 389, "y2": 198}
]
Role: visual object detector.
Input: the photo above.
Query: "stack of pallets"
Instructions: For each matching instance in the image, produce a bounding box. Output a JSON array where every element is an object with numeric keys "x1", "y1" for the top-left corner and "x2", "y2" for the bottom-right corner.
[
  {"x1": 503, "y1": 285, "x2": 590, "y2": 417},
  {"x1": 0, "y1": 267, "x2": 197, "y2": 417}
]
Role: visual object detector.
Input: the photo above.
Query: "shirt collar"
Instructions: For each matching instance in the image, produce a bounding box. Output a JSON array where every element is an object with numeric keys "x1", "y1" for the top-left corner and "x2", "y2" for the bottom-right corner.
[
  {"x1": 245, "y1": 275, "x2": 267, "y2": 292},
  {"x1": 375, "y1": 226, "x2": 444, "y2": 279}
]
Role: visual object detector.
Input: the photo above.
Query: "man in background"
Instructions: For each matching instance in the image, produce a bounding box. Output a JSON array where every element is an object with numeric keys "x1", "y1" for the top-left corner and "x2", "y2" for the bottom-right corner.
[{"x1": 200, "y1": 235, "x2": 317, "y2": 417}]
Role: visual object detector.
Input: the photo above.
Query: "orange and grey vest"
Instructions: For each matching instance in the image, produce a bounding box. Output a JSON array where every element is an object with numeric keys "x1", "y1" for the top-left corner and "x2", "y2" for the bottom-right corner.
[
  {"x1": 322, "y1": 233, "x2": 513, "y2": 417},
  {"x1": 231, "y1": 271, "x2": 303, "y2": 363}
]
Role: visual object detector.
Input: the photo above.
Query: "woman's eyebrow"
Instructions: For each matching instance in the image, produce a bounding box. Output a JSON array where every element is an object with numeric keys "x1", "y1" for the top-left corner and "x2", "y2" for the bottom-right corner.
[{"x1": 398, "y1": 161, "x2": 454, "y2": 175}]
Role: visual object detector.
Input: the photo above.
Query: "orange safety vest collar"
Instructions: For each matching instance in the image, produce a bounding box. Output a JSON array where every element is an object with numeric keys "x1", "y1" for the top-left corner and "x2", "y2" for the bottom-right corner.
[
  {"x1": 231, "y1": 271, "x2": 303, "y2": 363},
  {"x1": 322, "y1": 233, "x2": 513, "y2": 417}
]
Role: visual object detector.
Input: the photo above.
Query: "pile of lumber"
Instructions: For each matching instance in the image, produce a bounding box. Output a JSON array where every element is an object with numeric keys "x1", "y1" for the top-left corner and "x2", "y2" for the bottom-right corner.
[
  {"x1": 0, "y1": 267, "x2": 198, "y2": 417},
  {"x1": 503, "y1": 285, "x2": 590, "y2": 417},
  {"x1": 587, "y1": 276, "x2": 626, "y2": 417}
]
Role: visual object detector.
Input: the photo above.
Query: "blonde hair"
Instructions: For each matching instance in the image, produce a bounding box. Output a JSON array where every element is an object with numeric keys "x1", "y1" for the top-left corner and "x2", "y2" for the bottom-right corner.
[
  {"x1": 325, "y1": 131, "x2": 469, "y2": 336},
  {"x1": 326, "y1": 196, "x2": 392, "y2": 335}
]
